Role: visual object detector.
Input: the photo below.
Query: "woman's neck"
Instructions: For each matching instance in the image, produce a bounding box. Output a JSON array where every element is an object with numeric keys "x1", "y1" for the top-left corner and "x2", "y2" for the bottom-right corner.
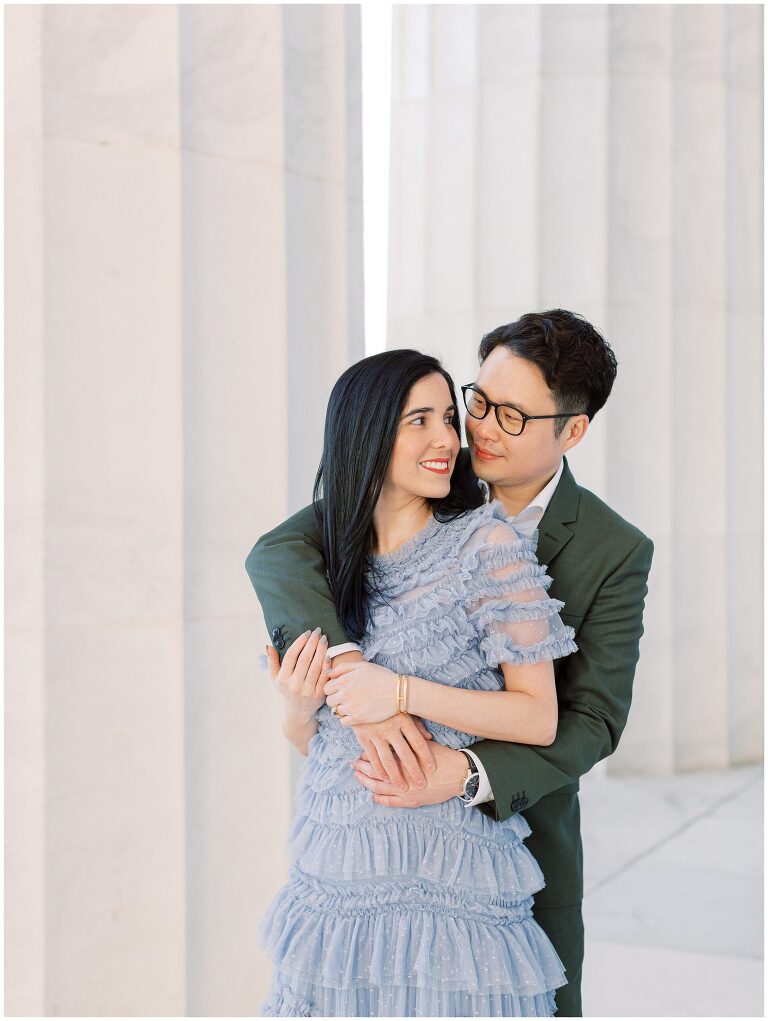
[{"x1": 371, "y1": 493, "x2": 433, "y2": 556}]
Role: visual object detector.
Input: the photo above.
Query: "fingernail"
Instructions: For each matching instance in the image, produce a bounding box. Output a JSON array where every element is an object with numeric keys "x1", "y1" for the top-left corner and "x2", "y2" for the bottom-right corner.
[
  {"x1": 312, "y1": 626, "x2": 322, "y2": 635},
  {"x1": 321, "y1": 634, "x2": 328, "y2": 643},
  {"x1": 416, "y1": 780, "x2": 425, "y2": 789},
  {"x1": 427, "y1": 762, "x2": 436, "y2": 771},
  {"x1": 301, "y1": 630, "x2": 311, "y2": 638},
  {"x1": 398, "y1": 783, "x2": 407, "y2": 792}
]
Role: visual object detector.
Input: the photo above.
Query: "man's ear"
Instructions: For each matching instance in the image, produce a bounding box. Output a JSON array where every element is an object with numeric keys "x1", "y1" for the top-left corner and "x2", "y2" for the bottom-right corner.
[{"x1": 561, "y1": 414, "x2": 589, "y2": 454}]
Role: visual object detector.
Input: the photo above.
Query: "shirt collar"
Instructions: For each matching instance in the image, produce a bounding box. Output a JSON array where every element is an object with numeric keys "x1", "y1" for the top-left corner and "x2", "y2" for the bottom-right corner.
[{"x1": 478, "y1": 458, "x2": 564, "y2": 523}]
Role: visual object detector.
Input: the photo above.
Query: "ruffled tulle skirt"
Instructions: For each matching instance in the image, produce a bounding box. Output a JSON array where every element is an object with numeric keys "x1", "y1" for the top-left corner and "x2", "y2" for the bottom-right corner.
[{"x1": 259, "y1": 729, "x2": 566, "y2": 1017}]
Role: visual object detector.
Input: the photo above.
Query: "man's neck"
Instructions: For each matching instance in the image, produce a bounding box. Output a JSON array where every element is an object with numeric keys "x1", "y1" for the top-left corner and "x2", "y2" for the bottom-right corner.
[{"x1": 489, "y1": 466, "x2": 560, "y2": 517}]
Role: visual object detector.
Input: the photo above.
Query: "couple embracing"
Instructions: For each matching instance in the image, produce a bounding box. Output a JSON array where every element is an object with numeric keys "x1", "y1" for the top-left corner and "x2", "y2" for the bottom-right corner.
[{"x1": 245, "y1": 310, "x2": 653, "y2": 1018}]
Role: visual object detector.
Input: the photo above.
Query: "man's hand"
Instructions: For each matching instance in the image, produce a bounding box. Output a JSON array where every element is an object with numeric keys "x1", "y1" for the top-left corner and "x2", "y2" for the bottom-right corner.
[
  {"x1": 350, "y1": 714, "x2": 436, "y2": 793},
  {"x1": 353, "y1": 741, "x2": 467, "y2": 807}
]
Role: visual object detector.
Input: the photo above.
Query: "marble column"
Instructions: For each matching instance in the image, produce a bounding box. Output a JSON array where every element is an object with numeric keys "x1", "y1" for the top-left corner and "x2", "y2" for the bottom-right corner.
[
  {"x1": 5, "y1": 5, "x2": 362, "y2": 1016},
  {"x1": 178, "y1": 6, "x2": 362, "y2": 1015},
  {"x1": 723, "y1": 5, "x2": 763, "y2": 767},
  {"x1": 387, "y1": 4, "x2": 763, "y2": 774}
]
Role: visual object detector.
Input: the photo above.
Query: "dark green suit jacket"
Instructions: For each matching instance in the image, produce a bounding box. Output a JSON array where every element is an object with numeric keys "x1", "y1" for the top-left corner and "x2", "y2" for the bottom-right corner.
[{"x1": 244, "y1": 453, "x2": 653, "y2": 1015}]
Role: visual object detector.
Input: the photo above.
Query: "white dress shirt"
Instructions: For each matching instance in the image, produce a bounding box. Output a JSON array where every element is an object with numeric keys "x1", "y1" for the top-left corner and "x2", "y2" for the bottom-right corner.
[{"x1": 327, "y1": 459, "x2": 565, "y2": 808}]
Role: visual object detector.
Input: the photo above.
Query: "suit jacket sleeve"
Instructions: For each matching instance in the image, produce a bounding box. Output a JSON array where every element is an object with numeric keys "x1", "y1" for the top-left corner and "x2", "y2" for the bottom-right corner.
[
  {"x1": 244, "y1": 502, "x2": 351, "y2": 651},
  {"x1": 470, "y1": 535, "x2": 654, "y2": 822}
]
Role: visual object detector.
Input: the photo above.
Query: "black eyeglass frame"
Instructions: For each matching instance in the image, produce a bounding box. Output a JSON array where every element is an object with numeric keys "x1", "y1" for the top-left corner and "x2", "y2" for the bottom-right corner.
[{"x1": 461, "y1": 384, "x2": 586, "y2": 437}]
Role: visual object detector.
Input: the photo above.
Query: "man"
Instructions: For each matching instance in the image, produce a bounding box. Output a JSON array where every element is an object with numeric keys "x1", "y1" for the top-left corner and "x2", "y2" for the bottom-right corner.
[{"x1": 245, "y1": 309, "x2": 653, "y2": 1017}]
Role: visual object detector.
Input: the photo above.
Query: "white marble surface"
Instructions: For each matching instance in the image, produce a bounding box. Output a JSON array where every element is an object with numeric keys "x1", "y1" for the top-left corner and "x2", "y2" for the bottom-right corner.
[
  {"x1": 581, "y1": 764, "x2": 763, "y2": 1016},
  {"x1": 584, "y1": 940, "x2": 762, "y2": 1017},
  {"x1": 5, "y1": 5, "x2": 46, "y2": 1014},
  {"x1": 724, "y1": 3, "x2": 764, "y2": 768},
  {"x1": 388, "y1": 5, "x2": 763, "y2": 778},
  {"x1": 6, "y1": 5, "x2": 364, "y2": 1016},
  {"x1": 31, "y1": 6, "x2": 188, "y2": 1017}
]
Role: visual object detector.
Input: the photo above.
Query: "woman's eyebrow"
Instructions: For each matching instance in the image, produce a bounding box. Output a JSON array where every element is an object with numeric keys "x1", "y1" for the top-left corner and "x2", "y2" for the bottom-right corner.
[{"x1": 401, "y1": 403, "x2": 456, "y2": 420}]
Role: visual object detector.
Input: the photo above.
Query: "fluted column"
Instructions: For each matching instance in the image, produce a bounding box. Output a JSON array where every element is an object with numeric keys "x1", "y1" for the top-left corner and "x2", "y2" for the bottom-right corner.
[
  {"x1": 5, "y1": 5, "x2": 363, "y2": 1015},
  {"x1": 723, "y1": 5, "x2": 763, "y2": 766},
  {"x1": 387, "y1": 4, "x2": 763, "y2": 774},
  {"x1": 178, "y1": 6, "x2": 362, "y2": 1014}
]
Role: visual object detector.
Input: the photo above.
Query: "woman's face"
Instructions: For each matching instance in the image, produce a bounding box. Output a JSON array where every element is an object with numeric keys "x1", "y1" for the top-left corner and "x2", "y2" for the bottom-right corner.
[{"x1": 380, "y1": 372, "x2": 461, "y2": 503}]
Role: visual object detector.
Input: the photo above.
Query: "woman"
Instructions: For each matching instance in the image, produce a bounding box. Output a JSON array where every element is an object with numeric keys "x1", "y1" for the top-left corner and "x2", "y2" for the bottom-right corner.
[{"x1": 258, "y1": 350, "x2": 577, "y2": 1017}]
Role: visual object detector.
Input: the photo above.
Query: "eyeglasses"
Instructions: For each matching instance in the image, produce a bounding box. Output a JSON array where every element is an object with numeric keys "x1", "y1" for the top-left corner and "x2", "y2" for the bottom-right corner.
[{"x1": 461, "y1": 384, "x2": 585, "y2": 437}]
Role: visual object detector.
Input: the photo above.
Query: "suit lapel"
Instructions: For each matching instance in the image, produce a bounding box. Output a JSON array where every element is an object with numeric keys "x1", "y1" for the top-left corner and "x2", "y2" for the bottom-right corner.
[
  {"x1": 536, "y1": 521, "x2": 573, "y2": 569},
  {"x1": 459, "y1": 447, "x2": 582, "y2": 568},
  {"x1": 535, "y1": 458, "x2": 580, "y2": 569}
]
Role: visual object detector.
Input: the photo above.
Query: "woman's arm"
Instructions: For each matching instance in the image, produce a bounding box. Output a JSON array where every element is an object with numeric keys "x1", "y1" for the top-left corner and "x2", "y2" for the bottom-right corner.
[
  {"x1": 267, "y1": 638, "x2": 439, "y2": 779},
  {"x1": 407, "y1": 660, "x2": 557, "y2": 744},
  {"x1": 323, "y1": 659, "x2": 557, "y2": 745},
  {"x1": 282, "y1": 705, "x2": 319, "y2": 756},
  {"x1": 324, "y1": 517, "x2": 576, "y2": 744}
]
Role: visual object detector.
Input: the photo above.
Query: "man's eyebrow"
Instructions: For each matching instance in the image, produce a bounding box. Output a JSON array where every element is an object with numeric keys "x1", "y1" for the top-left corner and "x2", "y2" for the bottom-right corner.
[
  {"x1": 474, "y1": 384, "x2": 530, "y2": 415},
  {"x1": 401, "y1": 403, "x2": 457, "y2": 419}
]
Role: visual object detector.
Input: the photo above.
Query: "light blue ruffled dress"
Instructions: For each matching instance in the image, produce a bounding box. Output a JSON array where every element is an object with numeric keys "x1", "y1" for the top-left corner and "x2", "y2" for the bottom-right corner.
[{"x1": 261, "y1": 500, "x2": 578, "y2": 1018}]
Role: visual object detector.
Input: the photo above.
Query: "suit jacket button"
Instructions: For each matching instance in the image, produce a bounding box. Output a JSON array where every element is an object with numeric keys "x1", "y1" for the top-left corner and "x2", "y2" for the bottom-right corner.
[
  {"x1": 274, "y1": 637, "x2": 285, "y2": 650},
  {"x1": 520, "y1": 798, "x2": 529, "y2": 808},
  {"x1": 271, "y1": 627, "x2": 282, "y2": 638}
]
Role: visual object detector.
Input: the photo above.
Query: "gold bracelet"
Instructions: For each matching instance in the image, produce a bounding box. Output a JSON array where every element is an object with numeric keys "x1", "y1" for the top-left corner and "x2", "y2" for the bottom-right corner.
[
  {"x1": 397, "y1": 673, "x2": 409, "y2": 714},
  {"x1": 396, "y1": 673, "x2": 403, "y2": 714}
]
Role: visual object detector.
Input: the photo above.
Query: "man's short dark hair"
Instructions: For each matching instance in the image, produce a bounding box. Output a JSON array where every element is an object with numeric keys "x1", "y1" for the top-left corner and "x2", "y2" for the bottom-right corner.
[{"x1": 478, "y1": 310, "x2": 618, "y2": 436}]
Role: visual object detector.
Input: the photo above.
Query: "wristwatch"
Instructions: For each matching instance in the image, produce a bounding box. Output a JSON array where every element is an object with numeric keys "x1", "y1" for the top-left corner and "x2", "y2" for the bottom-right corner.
[{"x1": 459, "y1": 750, "x2": 480, "y2": 804}]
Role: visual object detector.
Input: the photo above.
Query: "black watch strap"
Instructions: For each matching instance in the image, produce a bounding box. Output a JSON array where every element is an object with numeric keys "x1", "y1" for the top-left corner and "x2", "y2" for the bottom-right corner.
[
  {"x1": 460, "y1": 750, "x2": 480, "y2": 803},
  {"x1": 461, "y1": 750, "x2": 478, "y2": 776}
]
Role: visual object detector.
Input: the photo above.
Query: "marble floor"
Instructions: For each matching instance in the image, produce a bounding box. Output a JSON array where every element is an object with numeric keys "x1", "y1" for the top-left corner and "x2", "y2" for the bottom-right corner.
[{"x1": 579, "y1": 763, "x2": 763, "y2": 1017}]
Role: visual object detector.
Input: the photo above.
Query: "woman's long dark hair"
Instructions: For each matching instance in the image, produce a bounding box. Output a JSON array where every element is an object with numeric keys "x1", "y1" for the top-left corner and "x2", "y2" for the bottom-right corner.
[{"x1": 312, "y1": 350, "x2": 482, "y2": 642}]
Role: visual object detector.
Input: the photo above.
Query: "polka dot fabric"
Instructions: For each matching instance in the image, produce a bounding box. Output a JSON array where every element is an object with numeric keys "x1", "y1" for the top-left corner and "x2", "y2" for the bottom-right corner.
[{"x1": 261, "y1": 501, "x2": 575, "y2": 1017}]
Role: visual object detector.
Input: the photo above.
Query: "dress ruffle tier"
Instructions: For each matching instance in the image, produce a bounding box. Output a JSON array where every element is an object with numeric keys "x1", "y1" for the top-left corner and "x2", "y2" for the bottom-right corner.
[
  {"x1": 260, "y1": 501, "x2": 576, "y2": 1016},
  {"x1": 262, "y1": 868, "x2": 565, "y2": 1017},
  {"x1": 261, "y1": 828, "x2": 566, "y2": 1017},
  {"x1": 262, "y1": 737, "x2": 567, "y2": 1015},
  {"x1": 289, "y1": 751, "x2": 544, "y2": 899}
]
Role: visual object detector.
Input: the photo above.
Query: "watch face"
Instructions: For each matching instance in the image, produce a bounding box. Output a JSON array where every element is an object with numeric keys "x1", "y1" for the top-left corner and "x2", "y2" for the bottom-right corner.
[{"x1": 463, "y1": 774, "x2": 480, "y2": 800}]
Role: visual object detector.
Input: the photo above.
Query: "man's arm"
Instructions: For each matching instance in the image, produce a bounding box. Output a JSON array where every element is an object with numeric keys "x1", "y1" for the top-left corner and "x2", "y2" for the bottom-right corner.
[
  {"x1": 245, "y1": 501, "x2": 352, "y2": 650},
  {"x1": 245, "y1": 505, "x2": 439, "y2": 790},
  {"x1": 471, "y1": 536, "x2": 654, "y2": 822}
]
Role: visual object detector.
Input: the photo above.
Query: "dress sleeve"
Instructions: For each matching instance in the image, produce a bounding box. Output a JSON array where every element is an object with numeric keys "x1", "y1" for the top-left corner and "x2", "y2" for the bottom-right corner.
[{"x1": 462, "y1": 518, "x2": 578, "y2": 669}]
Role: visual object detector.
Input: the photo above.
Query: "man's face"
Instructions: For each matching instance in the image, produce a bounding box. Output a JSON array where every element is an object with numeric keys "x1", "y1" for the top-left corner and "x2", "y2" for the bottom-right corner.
[{"x1": 464, "y1": 346, "x2": 580, "y2": 491}]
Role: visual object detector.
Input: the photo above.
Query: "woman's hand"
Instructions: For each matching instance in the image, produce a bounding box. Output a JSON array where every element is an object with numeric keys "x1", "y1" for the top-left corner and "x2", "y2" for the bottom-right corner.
[
  {"x1": 266, "y1": 627, "x2": 328, "y2": 722},
  {"x1": 323, "y1": 661, "x2": 400, "y2": 725},
  {"x1": 350, "y1": 715, "x2": 435, "y2": 792}
]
